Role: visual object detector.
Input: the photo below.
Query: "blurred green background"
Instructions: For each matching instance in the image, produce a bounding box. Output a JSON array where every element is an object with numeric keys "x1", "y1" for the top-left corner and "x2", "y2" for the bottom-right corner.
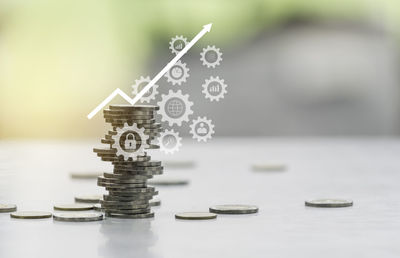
[{"x1": 1, "y1": 0, "x2": 400, "y2": 138}]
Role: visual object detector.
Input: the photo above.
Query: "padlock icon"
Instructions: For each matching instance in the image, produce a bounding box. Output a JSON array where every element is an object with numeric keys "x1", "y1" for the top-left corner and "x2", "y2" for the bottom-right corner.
[{"x1": 124, "y1": 133, "x2": 136, "y2": 150}]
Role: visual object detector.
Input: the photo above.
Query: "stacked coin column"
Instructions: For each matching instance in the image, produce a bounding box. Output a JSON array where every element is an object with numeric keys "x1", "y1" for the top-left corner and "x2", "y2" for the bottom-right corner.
[{"x1": 93, "y1": 104, "x2": 163, "y2": 219}]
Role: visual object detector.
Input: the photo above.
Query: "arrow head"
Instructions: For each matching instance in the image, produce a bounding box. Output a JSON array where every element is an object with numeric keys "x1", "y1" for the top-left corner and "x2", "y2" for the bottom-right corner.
[{"x1": 203, "y1": 23, "x2": 212, "y2": 32}]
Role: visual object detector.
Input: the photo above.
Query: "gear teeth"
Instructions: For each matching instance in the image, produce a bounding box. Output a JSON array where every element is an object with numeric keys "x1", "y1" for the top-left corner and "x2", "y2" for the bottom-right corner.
[
  {"x1": 131, "y1": 75, "x2": 159, "y2": 103},
  {"x1": 200, "y1": 45, "x2": 223, "y2": 68},
  {"x1": 158, "y1": 129, "x2": 182, "y2": 154},
  {"x1": 169, "y1": 35, "x2": 188, "y2": 55},
  {"x1": 202, "y1": 76, "x2": 227, "y2": 102},
  {"x1": 157, "y1": 90, "x2": 193, "y2": 127},
  {"x1": 189, "y1": 116, "x2": 215, "y2": 142},
  {"x1": 111, "y1": 123, "x2": 150, "y2": 161},
  {"x1": 164, "y1": 60, "x2": 190, "y2": 86}
]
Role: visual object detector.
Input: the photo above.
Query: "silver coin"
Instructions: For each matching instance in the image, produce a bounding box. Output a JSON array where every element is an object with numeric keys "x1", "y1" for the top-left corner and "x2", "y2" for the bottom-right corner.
[
  {"x1": 148, "y1": 178, "x2": 189, "y2": 186},
  {"x1": 113, "y1": 160, "x2": 161, "y2": 167},
  {"x1": 98, "y1": 176, "x2": 146, "y2": 184},
  {"x1": 109, "y1": 104, "x2": 159, "y2": 111},
  {"x1": 113, "y1": 170, "x2": 163, "y2": 176},
  {"x1": 103, "y1": 173, "x2": 152, "y2": 180},
  {"x1": 209, "y1": 205, "x2": 259, "y2": 214},
  {"x1": 105, "y1": 212, "x2": 154, "y2": 219},
  {"x1": 305, "y1": 199, "x2": 353, "y2": 208},
  {"x1": 105, "y1": 187, "x2": 155, "y2": 194},
  {"x1": 113, "y1": 166, "x2": 163, "y2": 172},
  {"x1": 70, "y1": 172, "x2": 102, "y2": 179},
  {"x1": 93, "y1": 203, "x2": 103, "y2": 211},
  {"x1": 103, "y1": 193, "x2": 156, "y2": 202},
  {"x1": 74, "y1": 195, "x2": 102, "y2": 203},
  {"x1": 54, "y1": 204, "x2": 94, "y2": 211},
  {"x1": 252, "y1": 164, "x2": 287, "y2": 172},
  {"x1": 104, "y1": 110, "x2": 155, "y2": 116},
  {"x1": 103, "y1": 208, "x2": 150, "y2": 215},
  {"x1": 53, "y1": 212, "x2": 103, "y2": 222},
  {"x1": 175, "y1": 212, "x2": 217, "y2": 220},
  {"x1": 0, "y1": 204, "x2": 17, "y2": 213},
  {"x1": 10, "y1": 211, "x2": 52, "y2": 219},
  {"x1": 150, "y1": 199, "x2": 161, "y2": 207},
  {"x1": 100, "y1": 199, "x2": 149, "y2": 206},
  {"x1": 97, "y1": 181, "x2": 146, "y2": 189}
]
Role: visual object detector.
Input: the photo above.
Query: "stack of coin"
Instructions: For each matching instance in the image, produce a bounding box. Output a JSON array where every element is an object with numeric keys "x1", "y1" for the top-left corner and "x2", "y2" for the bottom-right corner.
[{"x1": 93, "y1": 104, "x2": 163, "y2": 219}]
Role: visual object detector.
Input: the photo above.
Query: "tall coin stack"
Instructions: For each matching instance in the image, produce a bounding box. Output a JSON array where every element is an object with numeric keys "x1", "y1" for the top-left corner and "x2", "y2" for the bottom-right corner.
[{"x1": 93, "y1": 104, "x2": 163, "y2": 219}]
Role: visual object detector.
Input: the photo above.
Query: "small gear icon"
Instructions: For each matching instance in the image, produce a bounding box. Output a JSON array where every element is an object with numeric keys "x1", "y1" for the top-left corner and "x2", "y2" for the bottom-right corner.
[
  {"x1": 157, "y1": 89, "x2": 193, "y2": 127},
  {"x1": 164, "y1": 60, "x2": 189, "y2": 85},
  {"x1": 158, "y1": 129, "x2": 182, "y2": 154},
  {"x1": 190, "y1": 116, "x2": 215, "y2": 142},
  {"x1": 169, "y1": 35, "x2": 188, "y2": 55},
  {"x1": 200, "y1": 45, "x2": 223, "y2": 68},
  {"x1": 112, "y1": 123, "x2": 149, "y2": 161},
  {"x1": 131, "y1": 76, "x2": 159, "y2": 103},
  {"x1": 202, "y1": 76, "x2": 227, "y2": 102}
]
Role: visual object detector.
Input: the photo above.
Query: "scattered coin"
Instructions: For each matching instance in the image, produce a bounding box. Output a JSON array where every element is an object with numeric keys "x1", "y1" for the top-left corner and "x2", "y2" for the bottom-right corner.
[
  {"x1": 305, "y1": 199, "x2": 353, "y2": 208},
  {"x1": 175, "y1": 212, "x2": 217, "y2": 220},
  {"x1": 150, "y1": 199, "x2": 161, "y2": 207},
  {"x1": 54, "y1": 204, "x2": 94, "y2": 211},
  {"x1": 251, "y1": 164, "x2": 287, "y2": 172},
  {"x1": 0, "y1": 204, "x2": 17, "y2": 213},
  {"x1": 53, "y1": 212, "x2": 103, "y2": 222},
  {"x1": 164, "y1": 160, "x2": 195, "y2": 169},
  {"x1": 148, "y1": 178, "x2": 189, "y2": 186},
  {"x1": 10, "y1": 211, "x2": 52, "y2": 219},
  {"x1": 209, "y1": 205, "x2": 259, "y2": 214},
  {"x1": 70, "y1": 172, "x2": 102, "y2": 179},
  {"x1": 75, "y1": 195, "x2": 102, "y2": 203}
]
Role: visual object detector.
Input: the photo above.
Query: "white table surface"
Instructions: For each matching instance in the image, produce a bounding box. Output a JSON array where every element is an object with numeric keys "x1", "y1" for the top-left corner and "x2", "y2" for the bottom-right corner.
[{"x1": 1, "y1": 138, "x2": 399, "y2": 258}]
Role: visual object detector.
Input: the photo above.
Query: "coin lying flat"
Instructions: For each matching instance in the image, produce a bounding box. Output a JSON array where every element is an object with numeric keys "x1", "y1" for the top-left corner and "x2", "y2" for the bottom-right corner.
[
  {"x1": 148, "y1": 178, "x2": 189, "y2": 186},
  {"x1": 70, "y1": 172, "x2": 102, "y2": 179},
  {"x1": 75, "y1": 195, "x2": 102, "y2": 203},
  {"x1": 0, "y1": 204, "x2": 17, "y2": 213},
  {"x1": 54, "y1": 204, "x2": 94, "y2": 211},
  {"x1": 209, "y1": 205, "x2": 259, "y2": 214},
  {"x1": 252, "y1": 164, "x2": 287, "y2": 172},
  {"x1": 305, "y1": 199, "x2": 353, "y2": 208},
  {"x1": 10, "y1": 211, "x2": 52, "y2": 219},
  {"x1": 175, "y1": 212, "x2": 217, "y2": 220},
  {"x1": 53, "y1": 212, "x2": 103, "y2": 222},
  {"x1": 150, "y1": 199, "x2": 161, "y2": 207}
]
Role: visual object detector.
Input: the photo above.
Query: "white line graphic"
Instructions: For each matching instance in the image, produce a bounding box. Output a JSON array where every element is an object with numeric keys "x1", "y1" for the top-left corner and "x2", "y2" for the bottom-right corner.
[{"x1": 87, "y1": 23, "x2": 212, "y2": 119}]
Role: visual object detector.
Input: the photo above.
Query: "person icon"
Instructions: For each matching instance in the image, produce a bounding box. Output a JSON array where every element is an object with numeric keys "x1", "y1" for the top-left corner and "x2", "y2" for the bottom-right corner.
[{"x1": 196, "y1": 122, "x2": 208, "y2": 135}]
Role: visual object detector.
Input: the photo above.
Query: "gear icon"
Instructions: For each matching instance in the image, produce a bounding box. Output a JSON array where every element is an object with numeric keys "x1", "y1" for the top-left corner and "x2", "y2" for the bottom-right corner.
[
  {"x1": 112, "y1": 123, "x2": 149, "y2": 161},
  {"x1": 157, "y1": 89, "x2": 193, "y2": 127},
  {"x1": 200, "y1": 45, "x2": 223, "y2": 68},
  {"x1": 169, "y1": 35, "x2": 188, "y2": 55},
  {"x1": 164, "y1": 60, "x2": 189, "y2": 85},
  {"x1": 131, "y1": 76, "x2": 159, "y2": 103},
  {"x1": 190, "y1": 117, "x2": 215, "y2": 142},
  {"x1": 202, "y1": 76, "x2": 227, "y2": 102},
  {"x1": 158, "y1": 129, "x2": 182, "y2": 154}
]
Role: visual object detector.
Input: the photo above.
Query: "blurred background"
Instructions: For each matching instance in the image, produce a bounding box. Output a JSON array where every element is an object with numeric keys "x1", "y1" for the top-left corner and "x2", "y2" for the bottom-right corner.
[{"x1": 1, "y1": 0, "x2": 400, "y2": 139}]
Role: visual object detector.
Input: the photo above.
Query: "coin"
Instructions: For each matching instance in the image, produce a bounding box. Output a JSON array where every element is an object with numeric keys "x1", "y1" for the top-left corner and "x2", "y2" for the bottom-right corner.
[
  {"x1": 10, "y1": 211, "x2": 52, "y2": 219},
  {"x1": 103, "y1": 193, "x2": 156, "y2": 201},
  {"x1": 105, "y1": 212, "x2": 154, "y2": 219},
  {"x1": 209, "y1": 205, "x2": 259, "y2": 214},
  {"x1": 97, "y1": 181, "x2": 147, "y2": 189},
  {"x1": 103, "y1": 208, "x2": 150, "y2": 214},
  {"x1": 252, "y1": 164, "x2": 287, "y2": 172},
  {"x1": 175, "y1": 212, "x2": 217, "y2": 220},
  {"x1": 0, "y1": 204, "x2": 17, "y2": 213},
  {"x1": 150, "y1": 199, "x2": 161, "y2": 207},
  {"x1": 53, "y1": 212, "x2": 103, "y2": 222},
  {"x1": 75, "y1": 195, "x2": 102, "y2": 203},
  {"x1": 103, "y1": 173, "x2": 151, "y2": 180},
  {"x1": 94, "y1": 203, "x2": 103, "y2": 211},
  {"x1": 305, "y1": 199, "x2": 353, "y2": 208},
  {"x1": 148, "y1": 178, "x2": 189, "y2": 186},
  {"x1": 98, "y1": 176, "x2": 146, "y2": 184},
  {"x1": 70, "y1": 172, "x2": 102, "y2": 179},
  {"x1": 105, "y1": 186, "x2": 155, "y2": 194},
  {"x1": 54, "y1": 204, "x2": 94, "y2": 211},
  {"x1": 109, "y1": 104, "x2": 159, "y2": 111}
]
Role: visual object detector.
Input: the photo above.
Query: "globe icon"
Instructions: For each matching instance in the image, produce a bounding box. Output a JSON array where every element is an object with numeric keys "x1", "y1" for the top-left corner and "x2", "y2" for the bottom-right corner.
[{"x1": 166, "y1": 98, "x2": 185, "y2": 118}]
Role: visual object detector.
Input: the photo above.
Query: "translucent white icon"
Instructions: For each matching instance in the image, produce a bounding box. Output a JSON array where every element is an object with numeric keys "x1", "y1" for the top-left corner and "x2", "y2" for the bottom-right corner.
[
  {"x1": 131, "y1": 76, "x2": 159, "y2": 103},
  {"x1": 202, "y1": 76, "x2": 227, "y2": 102},
  {"x1": 200, "y1": 45, "x2": 222, "y2": 68},
  {"x1": 190, "y1": 117, "x2": 215, "y2": 142},
  {"x1": 158, "y1": 129, "x2": 182, "y2": 154},
  {"x1": 169, "y1": 35, "x2": 188, "y2": 55},
  {"x1": 164, "y1": 60, "x2": 189, "y2": 85},
  {"x1": 112, "y1": 123, "x2": 149, "y2": 161},
  {"x1": 157, "y1": 90, "x2": 193, "y2": 126}
]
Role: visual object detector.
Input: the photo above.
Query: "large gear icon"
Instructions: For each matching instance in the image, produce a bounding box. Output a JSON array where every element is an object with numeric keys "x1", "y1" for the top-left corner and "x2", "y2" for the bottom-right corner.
[
  {"x1": 200, "y1": 45, "x2": 223, "y2": 68},
  {"x1": 157, "y1": 89, "x2": 193, "y2": 126},
  {"x1": 202, "y1": 76, "x2": 227, "y2": 102},
  {"x1": 131, "y1": 76, "x2": 159, "y2": 103},
  {"x1": 112, "y1": 123, "x2": 149, "y2": 161},
  {"x1": 190, "y1": 116, "x2": 215, "y2": 142},
  {"x1": 158, "y1": 129, "x2": 182, "y2": 154},
  {"x1": 169, "y1": 35, "x2": 188, "y2": 55},
  {"x1": 164, "y1": 60, "x2": 189, "y2": 85}
]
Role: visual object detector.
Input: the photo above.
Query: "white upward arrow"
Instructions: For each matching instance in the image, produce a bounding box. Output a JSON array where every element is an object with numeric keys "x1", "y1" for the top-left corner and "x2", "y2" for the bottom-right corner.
[{"x1": 87, "y1": 23, "x2": 212, "y2": 119}]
